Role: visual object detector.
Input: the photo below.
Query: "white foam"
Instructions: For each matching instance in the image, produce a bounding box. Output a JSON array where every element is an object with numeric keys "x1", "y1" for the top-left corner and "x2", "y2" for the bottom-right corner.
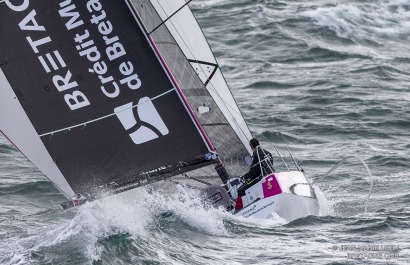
[
  {"x1": 302, "y1": 1, "x2": 410, "y2": 40},
  {"x1": 6, "y1": 188, "x2": 153, "y2": 262},
  {"x1": 141, "y1": 186, "x2": 230, "y2": 236},
  {"x1": 172, "y1": 185, "x2": 288, "y2": 228},
  {"x1": 3, "y1": 185, "x2": 306, "y2": 263},
  {"x1": 229, "y1": 211, "x2": 287, "y2": 229},
  {"x1": 22, "y1": 186, "x2": 231, "y2": 262},
  {"x1": 314, "y1": 185, "x2": 335, "y2": 216},
  {"x1": 3, "y1": 254, "x2": 26, "y2": 265}
]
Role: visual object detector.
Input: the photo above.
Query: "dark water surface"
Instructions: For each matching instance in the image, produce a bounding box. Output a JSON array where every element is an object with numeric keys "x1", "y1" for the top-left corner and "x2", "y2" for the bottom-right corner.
[{"x1": 1, "y1": 0, "x2": 409, "y2": 264}]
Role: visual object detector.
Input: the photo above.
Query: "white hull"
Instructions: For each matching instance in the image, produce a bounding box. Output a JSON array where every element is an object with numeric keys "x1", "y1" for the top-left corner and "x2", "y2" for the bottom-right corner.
[
  {"x1": 231, "y1": 171, "x2": 319, "y2": 221},
  {"x1": 234, "y1": 193, "x2": 319, "y2": 221},
  {"x1": 74, "y1": 171, "x2": 319, "y2": 223}
]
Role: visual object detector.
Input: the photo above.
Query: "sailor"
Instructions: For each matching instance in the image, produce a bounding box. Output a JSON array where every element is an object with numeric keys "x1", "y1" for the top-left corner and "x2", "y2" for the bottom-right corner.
[
  {"x1": 236, "y1": 138, "x2": 274, "y2": 201},
  {"x1": 234, "y1": 138, "x2": 275, "y2": 210}
]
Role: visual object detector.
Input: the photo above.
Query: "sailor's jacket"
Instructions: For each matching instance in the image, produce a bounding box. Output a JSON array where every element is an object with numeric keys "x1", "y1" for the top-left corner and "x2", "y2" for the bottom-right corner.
[{"x1": 243, "y1": 146, "x2": 275, "y2": 181}]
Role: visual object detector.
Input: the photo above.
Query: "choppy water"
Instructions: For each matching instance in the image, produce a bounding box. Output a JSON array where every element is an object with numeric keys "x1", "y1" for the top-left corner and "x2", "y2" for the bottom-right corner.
[{"x1": 1, "y1": 0, "x2": 410, "y2": 264}]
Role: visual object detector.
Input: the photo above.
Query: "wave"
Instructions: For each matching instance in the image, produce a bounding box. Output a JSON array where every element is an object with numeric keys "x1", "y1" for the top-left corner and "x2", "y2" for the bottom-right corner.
[
  {"x1": 0, "y1": 143, "x2": 17, "y2": 155},
  {"x1": 1, "y1": 187, "x2": 289, "y2": 264},
  {"x1": 248, "y1": 80, "x2": 299, "y2": 90},
  {"x1": 0, "y1": 181, "x2": 56, "y2": 196},
  {"x1": 301, "y1": 1, "x2": 410, "y2": 40}
]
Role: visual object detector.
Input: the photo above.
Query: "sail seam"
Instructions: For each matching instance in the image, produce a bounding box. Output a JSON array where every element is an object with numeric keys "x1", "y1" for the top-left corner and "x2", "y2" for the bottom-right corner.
[{"x1": 38, "y1": 88, "x2": 176, "y2": 137}]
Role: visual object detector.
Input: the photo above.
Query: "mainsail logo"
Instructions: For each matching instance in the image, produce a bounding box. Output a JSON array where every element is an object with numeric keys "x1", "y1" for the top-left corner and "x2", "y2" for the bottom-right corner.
[{"x1": 114, "y1": 97, "x2": 169, "y2": 144}]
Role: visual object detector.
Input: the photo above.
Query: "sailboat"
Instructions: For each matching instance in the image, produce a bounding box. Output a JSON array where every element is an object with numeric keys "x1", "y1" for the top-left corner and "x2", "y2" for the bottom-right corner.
[{"x1": 0, "y1": 0, "x2": 319, "y2": 221}]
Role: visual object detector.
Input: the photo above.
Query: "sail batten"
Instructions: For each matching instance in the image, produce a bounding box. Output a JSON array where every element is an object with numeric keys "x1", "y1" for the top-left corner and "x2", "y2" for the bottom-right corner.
[{"x1": 38, "y1": 88, "x2": 176, "y2": 137}]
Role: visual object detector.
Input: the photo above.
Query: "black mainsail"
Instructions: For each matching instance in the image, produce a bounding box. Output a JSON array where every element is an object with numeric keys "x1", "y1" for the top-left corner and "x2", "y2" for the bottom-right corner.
[{"x1": 0, "y1": 0, "x2": 252, "y2": 203}]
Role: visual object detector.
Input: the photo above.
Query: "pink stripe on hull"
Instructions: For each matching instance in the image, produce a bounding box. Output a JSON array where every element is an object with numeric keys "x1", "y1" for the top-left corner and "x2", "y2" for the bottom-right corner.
[
  {"x1": 263, "y1": 174, "x2": 282, "y2": 198},
  {"x1": 147, "y1": 35, "x2": 215, "y2": 151}
]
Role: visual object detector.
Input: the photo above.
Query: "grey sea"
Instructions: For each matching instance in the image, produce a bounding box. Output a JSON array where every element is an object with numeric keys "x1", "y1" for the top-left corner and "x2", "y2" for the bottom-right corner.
[{"x1": 1, "y1": 0, "x2": 409, "y2": 264}]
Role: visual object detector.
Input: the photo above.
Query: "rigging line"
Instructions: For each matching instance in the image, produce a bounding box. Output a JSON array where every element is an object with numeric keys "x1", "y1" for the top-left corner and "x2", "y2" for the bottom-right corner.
[
  {"x1": 312, "y1": 156, "x2": 373, "y2": 213},
  {"x1": 39, "y1": 88, "x2": 176, "y2": 137},
  {"x1": 250, "y1": 81, "x2": 301, "y2": 170},
  {"x1": 247, "y1": 103, "x2": 288, "y2": 169},
  {"x1": 255, "y1": 146, "x2": 265, "y2": 178},
  {"x1": 271, "y1": 142, "x2": 290, "y2": 170},
  {"x1": 149, "y1": 0, "x2": 192, "y2": 35},
  {"x1": 282, "y1": 134, "x2": 302, "y2": 171},
  {"x1": 260, "y1": 147, "x2": 275, "y2": 174}
]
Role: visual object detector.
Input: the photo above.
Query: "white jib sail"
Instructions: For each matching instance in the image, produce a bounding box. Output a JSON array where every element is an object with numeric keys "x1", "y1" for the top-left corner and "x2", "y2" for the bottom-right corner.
[
  {"x1": 0, "y1": 69, "x2": 75, "y2": 198},
  {"x1": 149, "y1": 0, "x2": 253, "y2": 154}
]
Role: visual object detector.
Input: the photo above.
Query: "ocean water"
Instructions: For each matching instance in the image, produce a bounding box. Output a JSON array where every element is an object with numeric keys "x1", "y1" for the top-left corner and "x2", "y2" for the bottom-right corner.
[{"x1": 1, "y1": 0, "x2": 409, "y2": 264}]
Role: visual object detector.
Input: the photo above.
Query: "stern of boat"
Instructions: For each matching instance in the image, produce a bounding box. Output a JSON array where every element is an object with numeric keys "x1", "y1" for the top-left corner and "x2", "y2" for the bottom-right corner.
[{"x1": 234, "y1": 171, "x2": 319, "y2": 221}]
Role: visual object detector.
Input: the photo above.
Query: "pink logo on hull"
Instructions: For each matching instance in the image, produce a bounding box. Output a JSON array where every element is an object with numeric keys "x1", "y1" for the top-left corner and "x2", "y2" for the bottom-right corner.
[{"x1": 262, "y1": 174, "x2": 282, "y2": 198}]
